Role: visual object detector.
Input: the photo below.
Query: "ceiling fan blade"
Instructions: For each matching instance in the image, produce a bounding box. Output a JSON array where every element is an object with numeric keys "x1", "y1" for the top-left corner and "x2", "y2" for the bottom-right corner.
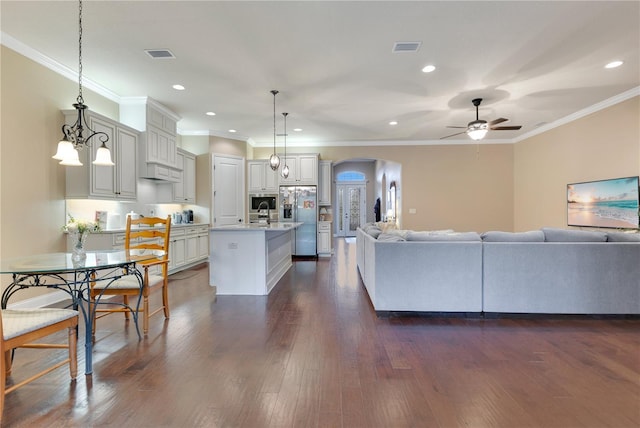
[
  {"x1": 491, "y1": 125, "x2": 522, "y2": 131},
  {"x1": 446, "y1": 126, "x2": 467, "y2": 129},
  {"x1": 488, "y1": 117, "x2": 508, "y2": 126},
  {"x1": 440, "y1": 130, "x2": 467, "y2": 139}
]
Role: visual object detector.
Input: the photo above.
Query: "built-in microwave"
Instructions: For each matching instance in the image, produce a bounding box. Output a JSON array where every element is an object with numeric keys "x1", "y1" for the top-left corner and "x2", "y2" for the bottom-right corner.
[{"x1": 249, "y1": 194, "x2": 278, "y2": 223}]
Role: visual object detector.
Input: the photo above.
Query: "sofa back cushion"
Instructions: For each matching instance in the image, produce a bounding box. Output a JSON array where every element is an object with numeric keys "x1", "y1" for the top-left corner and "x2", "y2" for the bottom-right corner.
[
  {"x1": 606, "y1": 232, "x2": 640, "y2": 242},
  {"x1": 405, "y1": 231, "x2": 481, "y2": 241},
  {"x1": 541, "y1": 227, "x2": 608, "y2": 242},
  {"x1": 377, "y1": 232, "x2": 406, "y2": 242},
  {"x1": 481, "y1": 230, "x2": 545, "y2": 242}
]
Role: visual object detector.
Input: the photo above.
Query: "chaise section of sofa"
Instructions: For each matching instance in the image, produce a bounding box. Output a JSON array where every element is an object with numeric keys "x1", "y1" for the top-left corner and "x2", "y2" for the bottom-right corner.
[{"x1": 356, "y1": 227, "x2": 483, "y2": 313}]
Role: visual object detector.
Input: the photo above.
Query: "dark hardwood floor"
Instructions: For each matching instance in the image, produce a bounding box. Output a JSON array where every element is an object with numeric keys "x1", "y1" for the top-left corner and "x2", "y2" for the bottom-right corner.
[{"x1": 3, "y1": 238, "x2": 639, "y2": 427}]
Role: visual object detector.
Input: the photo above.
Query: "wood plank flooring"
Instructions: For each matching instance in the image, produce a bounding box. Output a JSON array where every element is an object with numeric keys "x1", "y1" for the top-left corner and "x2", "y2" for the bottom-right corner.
[{"x1": 3, "y1": 238, "x2": 639, "y2": 427}]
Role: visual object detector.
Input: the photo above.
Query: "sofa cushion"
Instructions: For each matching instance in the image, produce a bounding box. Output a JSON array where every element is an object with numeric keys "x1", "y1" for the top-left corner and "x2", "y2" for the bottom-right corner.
[
  {"x1": 606, "y1": 231, "x2": 640, "y2": 242},
  {"x1": 377, "y1": 232, "x2": 406, "y2": 242},
  {"x1": 405, "y1": 232, "x2": 481, "y2": 242},
  {"x1": 361, "y1": 224, "x2": 382, "y2": 238},
  {"x1": 541, "y1": 227, "x2": 608, "y2": 242},
  {"x1": 406, "y1": 230, "x2": 455, "y2": 241},
  {"x1": 481, "y1": 230, "x2": 545, "y2": 242}
]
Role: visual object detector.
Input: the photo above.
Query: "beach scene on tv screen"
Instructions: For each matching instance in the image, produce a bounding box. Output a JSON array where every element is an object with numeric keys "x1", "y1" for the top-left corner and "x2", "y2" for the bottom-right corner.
[{"x1": 567, "y1": 177, "x2": 639, "y2": 228}]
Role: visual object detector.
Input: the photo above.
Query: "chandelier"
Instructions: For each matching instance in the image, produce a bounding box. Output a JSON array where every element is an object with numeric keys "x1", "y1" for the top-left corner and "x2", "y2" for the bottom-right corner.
[
  {"x1": 52, "y1": 0, "x2": 113, "y2": 167},
  {"x1": 269, "y1": 90, "x2": 281, "y2": 171},
  {"x1": 281, "y1": 112, "x2": 289, "y2": 178}
]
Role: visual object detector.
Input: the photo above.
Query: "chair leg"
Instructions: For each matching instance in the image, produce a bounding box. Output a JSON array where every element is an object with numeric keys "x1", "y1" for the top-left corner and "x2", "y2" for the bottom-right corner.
[
  {"x1": 162, "y1": 282, "x2": 170, "y2": 319},
  {"x1": 67, "y1": 326, "x2": 78, "y2": 379},
  {"x1": 90, "y1": 295, "x2": 97, "y2": 339},
  {"x1": 143, "y1": 295, "x2": 149, "y2": 335},
  {"x1": 0, "y1": 348, "x2": 5, "y2": 423},
  {"x1": 3, "y1": 351, "x2": 11, "y2": 376},
  {"x1": 123, "y1": 295, "x2": 130, "y2": 320}
]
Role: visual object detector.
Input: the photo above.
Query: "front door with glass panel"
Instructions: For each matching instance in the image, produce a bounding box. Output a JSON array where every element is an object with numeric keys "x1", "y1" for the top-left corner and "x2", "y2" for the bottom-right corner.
[{"x1": 336, "y1": 183, "x2": 366, "y2": 237}]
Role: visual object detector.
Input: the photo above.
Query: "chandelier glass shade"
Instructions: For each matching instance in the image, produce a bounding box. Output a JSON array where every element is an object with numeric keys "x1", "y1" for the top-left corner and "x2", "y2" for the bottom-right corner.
[
  {"x1": 466, "y1": 120, "x2": 489, "y2": 141},
  {"x1": 53, "y1": 0, "x2": 113, "y2": 167},
  {"x1": 281, "y1": 112, "x2": 289, "y2": 179},
  {"x1": 269, "y1": 90, "x2": 281, "y2": 171}
]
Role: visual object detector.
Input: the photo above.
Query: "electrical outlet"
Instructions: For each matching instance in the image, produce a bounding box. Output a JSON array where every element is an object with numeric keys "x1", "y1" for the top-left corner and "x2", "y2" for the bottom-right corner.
[{"x1": 409, "y1": 208, "x2": 417, "y2": 214}]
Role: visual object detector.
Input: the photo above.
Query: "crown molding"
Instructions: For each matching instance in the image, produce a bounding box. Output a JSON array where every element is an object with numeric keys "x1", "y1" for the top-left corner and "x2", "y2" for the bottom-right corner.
[
  {"x1": 1, "y1": 31, "x2": 122, "y2": 104},
  {"x1": 513, "y1": 86, "x2": 640, "y2": 143}
]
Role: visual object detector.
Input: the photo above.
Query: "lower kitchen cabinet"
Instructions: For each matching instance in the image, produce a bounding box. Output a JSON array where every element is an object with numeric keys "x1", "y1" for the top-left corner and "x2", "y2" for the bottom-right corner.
[
  {"x1": 317, "y1": 221, "x2": 332, "y2": 256},
  {"x1": 68, "y1": 224, "x2": 210, "y2": 275}
]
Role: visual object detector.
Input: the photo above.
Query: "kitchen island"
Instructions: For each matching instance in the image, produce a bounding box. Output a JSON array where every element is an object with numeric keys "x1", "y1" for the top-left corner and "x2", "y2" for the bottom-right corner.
[{"x1": 209, "y1": 222, "x2": 302, "y2": 295}]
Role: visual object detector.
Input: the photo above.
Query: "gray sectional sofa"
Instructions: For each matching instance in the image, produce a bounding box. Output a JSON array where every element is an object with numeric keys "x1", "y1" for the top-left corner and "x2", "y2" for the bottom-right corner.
[{"x1": 356, "y1": 225, "x2": 640, "y2": 315}]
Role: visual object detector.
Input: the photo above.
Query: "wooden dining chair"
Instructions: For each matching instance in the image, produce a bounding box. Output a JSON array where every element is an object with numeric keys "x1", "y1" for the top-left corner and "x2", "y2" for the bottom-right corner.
[
  {"x1": 1, "y1": 307, "x2": 78, "y2": 420},
  {"x1": 91, "y1": 215, "x2": 171, "y2": 336}
]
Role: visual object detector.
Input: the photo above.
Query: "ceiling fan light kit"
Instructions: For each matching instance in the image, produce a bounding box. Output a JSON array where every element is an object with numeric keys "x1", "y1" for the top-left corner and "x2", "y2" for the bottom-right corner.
[{"x1": 440, "y1": 97, "x2": 522, "y2": 141}]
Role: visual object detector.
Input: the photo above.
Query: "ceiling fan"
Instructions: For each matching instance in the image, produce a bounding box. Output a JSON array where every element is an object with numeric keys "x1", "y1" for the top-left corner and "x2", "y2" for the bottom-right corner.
[{"x1": 440, "y1": 98, "x2": 522, "y2": 140}]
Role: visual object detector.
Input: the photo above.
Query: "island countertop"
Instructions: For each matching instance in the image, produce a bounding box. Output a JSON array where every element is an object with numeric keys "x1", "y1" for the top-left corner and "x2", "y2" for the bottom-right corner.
[{"x1": 210, "y1": 222, "x2": 302, "y2": 231}]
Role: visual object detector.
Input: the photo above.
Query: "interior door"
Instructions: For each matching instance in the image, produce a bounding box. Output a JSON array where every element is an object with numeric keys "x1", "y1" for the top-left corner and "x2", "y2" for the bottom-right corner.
[
  {"x1": 336, "y1": 183, "x2": 366, "y2": 237},
  {"x1": 213, "y1": 154, "x2": 245, "y2": 226}
]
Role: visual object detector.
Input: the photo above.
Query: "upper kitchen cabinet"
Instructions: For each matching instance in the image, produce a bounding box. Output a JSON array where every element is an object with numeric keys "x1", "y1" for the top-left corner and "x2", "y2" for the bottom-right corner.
[
  {"x1": 64, "y1": 110, "x2": 138, "y2": 200},
  {"x1": 318, "y1": 160, "x2": 332, "y2": 205},
  {"x1": 248, "y1": 160, "x2": 279, "y2": 193},
  {"x1": 119, "y1": 97, "x2": 181, "y2": 182},
  {"x1": 158, "y1": 148, "x2": 196, "y2": 203},
  {"x1": 278, "y1": 154, "x2": 318, "y2": 185}
]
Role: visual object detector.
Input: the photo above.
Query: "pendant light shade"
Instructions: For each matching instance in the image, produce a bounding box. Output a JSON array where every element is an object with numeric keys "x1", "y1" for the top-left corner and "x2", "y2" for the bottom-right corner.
[
  {"x1": 269, "y1": 90, "x2": 281, "y2": 171},
  {"x1": 466, "y1": 120, "x2": 489, "y2": 141},
  {"x1": 54, "y1": 0, "x2": 113, "y2": 167},
  {"x1": 281, "y1": 112, "x2": 289, "y2": 179}
]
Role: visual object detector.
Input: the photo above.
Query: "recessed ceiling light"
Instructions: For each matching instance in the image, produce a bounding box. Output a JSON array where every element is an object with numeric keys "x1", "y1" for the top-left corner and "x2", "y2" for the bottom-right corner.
[
  {"x1": 228, "y1": 129, "x2": 236, "y2": 133},
  {"x1": 172, "y1": 84, "x2": 185, "y2": 90},
  {"x1": 206, "y1": 111, "x2": 216, "y2": 116},
  {"x1": 422, "y1": 65, "x2": 436, "y2": 73},
  {"x1": 293, "y1": 128, "x2": 302, "y2": 132},
  {"x1": 389, "y1": 121, "x2": 398, "y2": 126},
  {"x1": 605, "y1": 60, "x2": 623, "y2": 69}
]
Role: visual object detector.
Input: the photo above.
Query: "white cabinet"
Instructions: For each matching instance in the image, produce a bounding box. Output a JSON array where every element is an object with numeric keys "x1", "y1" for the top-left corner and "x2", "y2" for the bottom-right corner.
[
  {"x1": 278, "y1": 154, "x2": 318, "y2": 185},
  {"x1": 318, "y1": 160, "x2": 332, "y2": 205},
  {"x1": 120, "y1": 98, "x2": 181, "y2": 181},
  {"x1": 248, "y1": 160, "x2": 279, "y2": 193},
  {"x1": 169, "y1": 228, "x2": 186, "y2": 271},
  {"x1": 64, "y1": 110, "x2": 138, "y2": 200},
  {"x1": 317, "y1": 221, "x2": 332, "y2": 256},
  {"x1": 159, "y1": 148, "x2": 196, "y2": 203}
]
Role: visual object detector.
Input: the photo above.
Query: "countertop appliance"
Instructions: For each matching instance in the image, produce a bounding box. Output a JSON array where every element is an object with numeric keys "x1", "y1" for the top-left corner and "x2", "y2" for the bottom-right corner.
[
  {"x1": 249, "y1": 194, "x2": 278, "y2": 224},
  {"x1": 279, "y1": 186, "x2": 317, "y2": 256}
]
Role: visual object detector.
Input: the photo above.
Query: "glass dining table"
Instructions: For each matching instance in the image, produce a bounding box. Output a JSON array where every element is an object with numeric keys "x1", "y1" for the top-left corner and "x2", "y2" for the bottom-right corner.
[{"x1": 0, "y1": 249, "x2": 163, "y2": 375}]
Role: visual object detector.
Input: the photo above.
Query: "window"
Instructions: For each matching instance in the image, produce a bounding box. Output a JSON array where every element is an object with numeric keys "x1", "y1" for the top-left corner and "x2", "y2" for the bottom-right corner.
[{"x1": 336, "y1": 171, "x2": 365, "y2": 182}]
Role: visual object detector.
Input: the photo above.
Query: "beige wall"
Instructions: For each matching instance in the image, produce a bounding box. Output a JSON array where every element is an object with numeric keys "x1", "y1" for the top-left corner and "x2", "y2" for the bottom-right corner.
[
  {"x1": 514, "y1": 96, "x2": 640, "y2": 231},
  {"x1": 254, "y1": 144, "x2": 515, "y2": 232},
  {"x1": 0, "y1": 46, "x2": 119, "y2": 299}
]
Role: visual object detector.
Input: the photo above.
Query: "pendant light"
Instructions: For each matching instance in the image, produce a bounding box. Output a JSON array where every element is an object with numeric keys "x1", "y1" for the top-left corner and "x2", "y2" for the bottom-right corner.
[
  {"x1": 53, "y1": 0, "x2": 114, "y2": 167},
  {"x1": 269, "y1": 90, "x2": 281, "y2": 171},
  {"x1": 281, "y1": 112, "x2": 289, "y2": 178}
]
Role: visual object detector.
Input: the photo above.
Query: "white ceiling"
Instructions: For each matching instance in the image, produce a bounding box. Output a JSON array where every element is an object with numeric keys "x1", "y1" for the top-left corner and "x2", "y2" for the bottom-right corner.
[{"x1": 1, "y1": 1, "x2": 639, "y2": 147}]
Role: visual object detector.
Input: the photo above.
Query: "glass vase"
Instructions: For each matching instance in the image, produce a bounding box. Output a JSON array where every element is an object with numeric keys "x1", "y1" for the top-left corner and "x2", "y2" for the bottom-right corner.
[{"x1": 71, "y1": 231, "x2": 89, "y2": 263}]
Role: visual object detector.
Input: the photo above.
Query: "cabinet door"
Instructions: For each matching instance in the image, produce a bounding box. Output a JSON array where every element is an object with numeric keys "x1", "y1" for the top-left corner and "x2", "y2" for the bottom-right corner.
[
  {"x1": 263, "y1": 165, "x2": 279, "y2": 192},
  {"x1": 116, "y1": 127, "x2": 137, "y2": 199},
  {"x1": 174, "y1": 151, "x2": 185, "y2": 201},
  {"x1": 184, "y1": 153, "x2": 196, "y2": 201},
  {"x1": 298, "y1": 155, "x2": 318, "y2": 185},
  {"x1": 172, "y1": 237, "x2": 186, "y2": 268},
  {"x1": 318, "y1": 161, "x2": 332, "y2": 205},
  {"x1": 89, "y1": 116, "x2": 117, "y2": 197},
  {"x1": 248, "y1": 161, "x2": 265, "y2": 192},
  {"x1": 186, "y1": 235, "x2": 198, "y2": 263},
  {"x1": 318, "y1": 230, "x2": 330, "y2": 254},
  {"x1": 279, "y1": 155, "x2": 298, "y2": 184},
  {"x1": 197, "y1": 233, "x2": 209, "y2": 259}
]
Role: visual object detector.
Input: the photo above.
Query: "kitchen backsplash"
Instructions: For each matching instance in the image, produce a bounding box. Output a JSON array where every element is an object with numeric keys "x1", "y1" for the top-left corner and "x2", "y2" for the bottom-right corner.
[{"x1": 65, "y1": 199, "x2": 203, "y2": 230}]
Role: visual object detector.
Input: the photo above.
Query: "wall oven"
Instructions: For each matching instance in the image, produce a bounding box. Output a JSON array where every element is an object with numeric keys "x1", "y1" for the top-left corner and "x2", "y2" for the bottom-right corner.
[{"x1": 248, "y1": 194, "x2": 278, "y2": 223}]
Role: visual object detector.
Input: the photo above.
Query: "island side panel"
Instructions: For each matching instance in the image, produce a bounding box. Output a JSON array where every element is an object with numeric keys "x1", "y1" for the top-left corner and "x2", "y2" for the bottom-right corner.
[
  {"x1": 209, "y1": 230, "x2": 267, "y2": 295},
  {"x1": 265, "y1": 230, "x2": 294, "y2": 294}
]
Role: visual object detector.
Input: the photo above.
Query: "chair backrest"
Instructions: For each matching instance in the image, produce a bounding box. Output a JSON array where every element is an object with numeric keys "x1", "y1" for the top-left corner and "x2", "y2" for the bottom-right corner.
[{"x1": 124, "y1": 215, "x2": 171, "y2": 263}]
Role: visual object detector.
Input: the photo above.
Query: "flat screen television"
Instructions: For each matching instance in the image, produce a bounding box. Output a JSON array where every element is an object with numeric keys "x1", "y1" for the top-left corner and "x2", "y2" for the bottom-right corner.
[{"x1": 567, "y1": 176, "x2": 639, "y2": 229}]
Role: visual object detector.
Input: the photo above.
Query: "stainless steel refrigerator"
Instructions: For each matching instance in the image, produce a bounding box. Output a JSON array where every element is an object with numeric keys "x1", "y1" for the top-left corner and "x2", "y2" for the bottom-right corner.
[{"x1": 279, "y1": 186, "x2": 317, "y2": 256}]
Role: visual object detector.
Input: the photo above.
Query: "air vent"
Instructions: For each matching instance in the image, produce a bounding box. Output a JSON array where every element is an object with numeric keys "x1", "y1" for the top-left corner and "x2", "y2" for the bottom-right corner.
[
  {"x1": 144, "y1": 49, "x2": 176, "y2": 59},
  {"x1": 392, "y1": 41, "x2": 421, "y2": 53}
]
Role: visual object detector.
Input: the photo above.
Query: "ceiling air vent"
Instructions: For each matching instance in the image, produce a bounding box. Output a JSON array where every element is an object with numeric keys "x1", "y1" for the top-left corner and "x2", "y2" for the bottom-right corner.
[
  {"x1": 392, "y1": 41, "x2": 421, "y2": 53},
  {"x1": 144, "y1": 49, "x2": 176, "y2": 59}
]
